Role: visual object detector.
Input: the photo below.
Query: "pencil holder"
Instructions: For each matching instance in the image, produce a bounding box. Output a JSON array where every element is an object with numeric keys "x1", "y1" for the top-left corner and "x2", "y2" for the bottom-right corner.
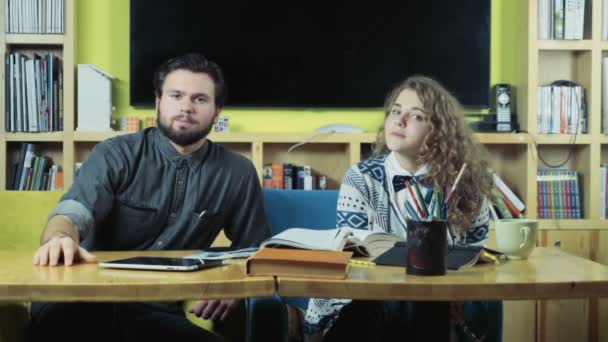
[{"x1": 405, "y1": 219, "x2": 448, "y2": 276}]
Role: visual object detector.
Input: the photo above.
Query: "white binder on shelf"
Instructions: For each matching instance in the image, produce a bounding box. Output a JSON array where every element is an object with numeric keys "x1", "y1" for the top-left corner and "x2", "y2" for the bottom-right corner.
[{"x1": 77, "y1": 64, "x2": 114, "y2": 131}]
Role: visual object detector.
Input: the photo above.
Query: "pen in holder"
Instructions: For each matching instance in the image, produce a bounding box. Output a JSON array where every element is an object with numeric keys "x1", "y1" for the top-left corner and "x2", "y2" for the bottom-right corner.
[{"x1": 405, "y1": 219, "x2": 448, "y2": 276}]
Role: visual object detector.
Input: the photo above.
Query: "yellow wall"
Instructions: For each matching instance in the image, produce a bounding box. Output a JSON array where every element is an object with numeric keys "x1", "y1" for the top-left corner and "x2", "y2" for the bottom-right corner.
[{"x1": 76, "y1": 0, "x2": 523, "y2": 133}]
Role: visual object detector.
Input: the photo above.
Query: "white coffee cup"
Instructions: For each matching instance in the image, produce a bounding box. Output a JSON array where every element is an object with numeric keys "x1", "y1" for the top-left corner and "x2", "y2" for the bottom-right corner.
[{"x1": 494, "y1": 219, "x2": 538, "y2": 260}]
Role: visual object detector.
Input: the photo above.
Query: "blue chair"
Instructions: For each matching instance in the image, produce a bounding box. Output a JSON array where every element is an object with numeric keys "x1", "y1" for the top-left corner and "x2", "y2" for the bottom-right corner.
[
  {"x1": 263, "y1": 189, "x2": 339, "y2": 311},
  {"x1": 262, "y1": 189, "x2": 504, "y2": 341}
]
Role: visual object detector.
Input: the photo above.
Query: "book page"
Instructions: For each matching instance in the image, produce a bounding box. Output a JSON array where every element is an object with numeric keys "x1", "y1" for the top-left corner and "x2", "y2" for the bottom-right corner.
[
  {"x1": 183, "y1": 247, "x2": 259, "y2": 260},
  {"x1": 339, "y1": 227, "x2": 404, "y2": 257},
  {"x1": 260, "y1": 228, "x2": 350, "y2": 251}
]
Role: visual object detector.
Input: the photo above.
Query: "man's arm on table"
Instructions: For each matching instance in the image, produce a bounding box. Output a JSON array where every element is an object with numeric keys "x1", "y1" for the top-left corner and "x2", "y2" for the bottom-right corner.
[{"x1": 33, "y1": 214, "x2": 97, "y2": 266}]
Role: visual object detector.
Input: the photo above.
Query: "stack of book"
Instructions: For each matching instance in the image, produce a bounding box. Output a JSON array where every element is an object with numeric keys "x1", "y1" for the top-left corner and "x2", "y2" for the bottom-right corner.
[
  {"x1": 5, "y1": 52, "x2": 63, "y2": 132},
  {"x1": 537, "y1": 168, "x2": 581, "y2": 219},
  {"x1": 10, "y1": 143, "x2": 63, "y2": 191},
  {"x1": 537, "y1": 83, "x2": 586, "y2": 134},
  {"x1": 262, "y1": 163, "x2": 327, "y2": 190},
  {"x1": 490, "y1": 170, "x2": 525, "y2": 219},
  {"x1": 538, "y1": 0, "x2": 586, "y2": 40},
  {"x1": 600, "y1": 166, "x2": 608, "y2": 219},
  {"x1": 4, "y1": 0, "x2": 65, "y2": 34}
]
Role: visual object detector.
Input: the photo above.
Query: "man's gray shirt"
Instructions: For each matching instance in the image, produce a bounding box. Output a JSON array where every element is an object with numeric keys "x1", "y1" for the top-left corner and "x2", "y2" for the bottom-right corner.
[{"x1": 51, "y1": 127, "x2": 270, "y2": 251}]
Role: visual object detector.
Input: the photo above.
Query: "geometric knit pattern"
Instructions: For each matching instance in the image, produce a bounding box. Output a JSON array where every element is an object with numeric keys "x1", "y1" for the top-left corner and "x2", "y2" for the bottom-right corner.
[{"x1": 303, "y1": 153, "x2": 490, "y2": 340}]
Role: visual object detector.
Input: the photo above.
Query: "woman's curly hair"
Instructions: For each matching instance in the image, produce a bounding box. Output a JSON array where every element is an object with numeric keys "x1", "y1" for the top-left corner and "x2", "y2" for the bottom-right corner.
[{"x1": 373, "y1": 76, "x2": 492, "y2": 233}]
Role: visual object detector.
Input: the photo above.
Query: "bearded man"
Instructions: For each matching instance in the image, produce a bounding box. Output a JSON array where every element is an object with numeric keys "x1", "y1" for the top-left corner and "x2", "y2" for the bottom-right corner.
[{"x1": 30, "y1": 53, "x2": 270, "y2": 342}]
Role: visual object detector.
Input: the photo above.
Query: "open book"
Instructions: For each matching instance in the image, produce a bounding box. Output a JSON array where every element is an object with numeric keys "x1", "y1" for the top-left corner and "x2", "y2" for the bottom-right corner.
[{"x1": 260, "y1": 227, "x2": 404, "y2": 257}]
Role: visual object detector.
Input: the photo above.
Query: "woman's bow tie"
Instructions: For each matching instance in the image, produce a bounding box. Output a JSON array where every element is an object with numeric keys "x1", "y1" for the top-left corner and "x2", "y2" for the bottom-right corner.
[
  {"x1": 393, "y1": 175, "x2": 431, "y2": 191},
  {"x1": 392, "y1": 175, "x2": 414, "y2": 192}
]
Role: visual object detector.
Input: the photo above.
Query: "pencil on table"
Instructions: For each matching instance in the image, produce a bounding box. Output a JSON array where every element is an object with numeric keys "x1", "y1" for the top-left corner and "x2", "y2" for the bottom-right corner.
[{"x1": 349, "y1": 259, "x2": 376, "y2": 267}]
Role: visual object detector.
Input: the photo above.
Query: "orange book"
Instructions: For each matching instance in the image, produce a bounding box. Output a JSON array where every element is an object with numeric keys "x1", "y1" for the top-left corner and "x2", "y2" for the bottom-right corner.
[
  {"x1": 271, "y1": 163, "x2": 284, "y2": 189},
  {"x1": 55, "y1": 171, "x2": 64, "y2": 191},
  {"x1": 246, "y1": 247, "x2": 352, "y2": 279}
]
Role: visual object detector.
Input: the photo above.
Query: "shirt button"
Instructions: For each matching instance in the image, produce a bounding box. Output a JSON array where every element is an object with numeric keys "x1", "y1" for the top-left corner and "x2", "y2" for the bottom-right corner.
[
  {"x1": 170, "y1": 212, "x2": 177, "y2": 218},
  {"x1": 157, "y1": 241, "x2": 163, "y2": 246},
  {"x1": 178, "y1": 180, "x2": 183, "y2": 186}
]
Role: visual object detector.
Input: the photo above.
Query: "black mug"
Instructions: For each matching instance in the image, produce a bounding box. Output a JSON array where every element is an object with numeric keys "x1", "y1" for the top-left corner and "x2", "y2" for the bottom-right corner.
[{"x1": 405, "y1": 219, "x2": 448, "y2": 276}]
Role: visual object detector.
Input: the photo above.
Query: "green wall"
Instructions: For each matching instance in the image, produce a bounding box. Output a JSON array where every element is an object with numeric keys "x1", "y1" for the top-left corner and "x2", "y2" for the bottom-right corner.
[{"x1": 76, "y1": 0, "x2": 523, "y2": 133}]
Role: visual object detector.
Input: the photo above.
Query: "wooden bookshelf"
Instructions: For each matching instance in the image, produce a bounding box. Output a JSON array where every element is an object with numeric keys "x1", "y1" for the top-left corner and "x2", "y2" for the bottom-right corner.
[
  {"x1": 0, "y1": 0, "x2": 75, "y2": 190},
  {"x1": 508, "y1": 0, "x2": 608, "y2": 341}
]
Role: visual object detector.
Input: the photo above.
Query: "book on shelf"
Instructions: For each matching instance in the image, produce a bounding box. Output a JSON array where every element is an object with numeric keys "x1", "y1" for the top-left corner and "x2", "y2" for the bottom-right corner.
[
  {"x1": 262, "y1": 164, "x2": 273, "y2": 188},
  {"x1": 262, "y1": 163, "x2": 328, "y2": 190},
  {"x1": 601, "y1": 166, "x2": 608, "y2": 219},
  {"x1": 373, "y1": 242, "x2": 502, "y2": 270},
  {"x1": 490, "y1": 170, "x2": 525, "y2": 212},
  {"x1": 604, "y1": 0, "x2": 608, "y2": 40},
  {"x1": 4, "y1": 52, "x2": 63, "y2": 132},
  {"x1": 603, "y1": 57, "x2": 608, "y2": 133},
  {"x1": 537, "y1": 168, "x2": 581, "y2": 219},
  {"x1": 537, "y1": 82, "x2": 586, "y2": 134},
  {"x1": 491, "y1": 188, "x2": 513, "y2": 219},
  {"x1": 501, "y1": 192, "x2": 524, "y2": 218},
  {"x1": 554, "y1": 0, "x2": 565, "y2": 39},
  {"x1": 5, "y1": 0, "x2": 65, "y2": 34},
  {"x1": 9, "y1": 143, "x2": 61, "y2": 191},
  {"x1": 563, "y1": 0, "x2": 585, "y2": 39},
  {"x1": 246, "y1": 247, "x2": 352, "y2": 279},
  {"x1": 283, "y1": 163, "x2": 294, "y2": 189},
  {"x1": 541, "y1": 0, "x2": 585, "y2": 40},
  {"x1": 260, "y1": 227, "x2": 404, "y2": 257}
]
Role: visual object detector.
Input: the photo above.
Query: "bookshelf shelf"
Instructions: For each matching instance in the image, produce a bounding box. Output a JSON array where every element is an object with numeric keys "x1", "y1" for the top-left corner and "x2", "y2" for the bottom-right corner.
[
  {"x1": 538, "y1": 219, "x2": 608, "y2": 230},
  {"x1": 535, "y1": 134, "x2": 593, "y2": 144},
  {"x1": 4, "y1": 34, "x2": 64, "y2": 45},
  {"x1": 5, "y1": 132, "x2": 64, "y2": 142},
  {"x1": 475, "y1": 133, "x2": 530, "y2": 144},
  {"x1": 537, "y1": 39, "x2": 593, "y2": 50},
  {"x1": 73, "y1": 131, "x2": 129, "y2": 142}
]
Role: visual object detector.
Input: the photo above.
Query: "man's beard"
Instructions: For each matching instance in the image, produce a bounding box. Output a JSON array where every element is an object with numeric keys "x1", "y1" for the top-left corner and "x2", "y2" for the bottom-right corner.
[{"x1": 157, "y1": 114, "x2": 214, "y2": 147}]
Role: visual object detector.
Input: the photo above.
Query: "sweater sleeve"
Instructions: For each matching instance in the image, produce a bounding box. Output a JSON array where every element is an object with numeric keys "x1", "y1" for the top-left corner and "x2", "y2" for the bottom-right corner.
[
  {"x1": 462, "y1": 196, "x2": 491, "y2": 246},
  {"x1": 336, "y1": 166, "x2": 372, "y2": 230}
]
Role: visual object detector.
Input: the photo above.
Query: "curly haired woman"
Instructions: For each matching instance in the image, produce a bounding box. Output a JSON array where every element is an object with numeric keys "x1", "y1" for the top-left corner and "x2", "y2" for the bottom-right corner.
[{"x1": 304, "y1": 76, "x2": 501, "y2": 342}]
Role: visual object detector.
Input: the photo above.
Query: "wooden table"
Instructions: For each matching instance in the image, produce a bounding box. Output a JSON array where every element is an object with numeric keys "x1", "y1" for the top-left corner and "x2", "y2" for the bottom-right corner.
[
  {"x1": 0, "y1": 250, "x2": 275, "y2": 302},
  {"x1": 277, "y1": 247, "x2": 608, "y2": 301}
]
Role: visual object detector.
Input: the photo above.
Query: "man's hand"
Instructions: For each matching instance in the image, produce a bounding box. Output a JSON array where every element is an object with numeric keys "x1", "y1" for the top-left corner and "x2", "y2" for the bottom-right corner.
[
  {"x1": 188, "y1": 299, "x2": 239, "y2": 322},
  {"x1": 33, "y1": 235, "x2": 97, "y2": 266}
]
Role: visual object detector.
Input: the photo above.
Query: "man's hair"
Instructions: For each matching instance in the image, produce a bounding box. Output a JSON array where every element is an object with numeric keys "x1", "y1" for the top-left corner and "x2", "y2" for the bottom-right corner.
[{"x1": 153, "y1": 53, "x2": 227, "y2": 108}]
